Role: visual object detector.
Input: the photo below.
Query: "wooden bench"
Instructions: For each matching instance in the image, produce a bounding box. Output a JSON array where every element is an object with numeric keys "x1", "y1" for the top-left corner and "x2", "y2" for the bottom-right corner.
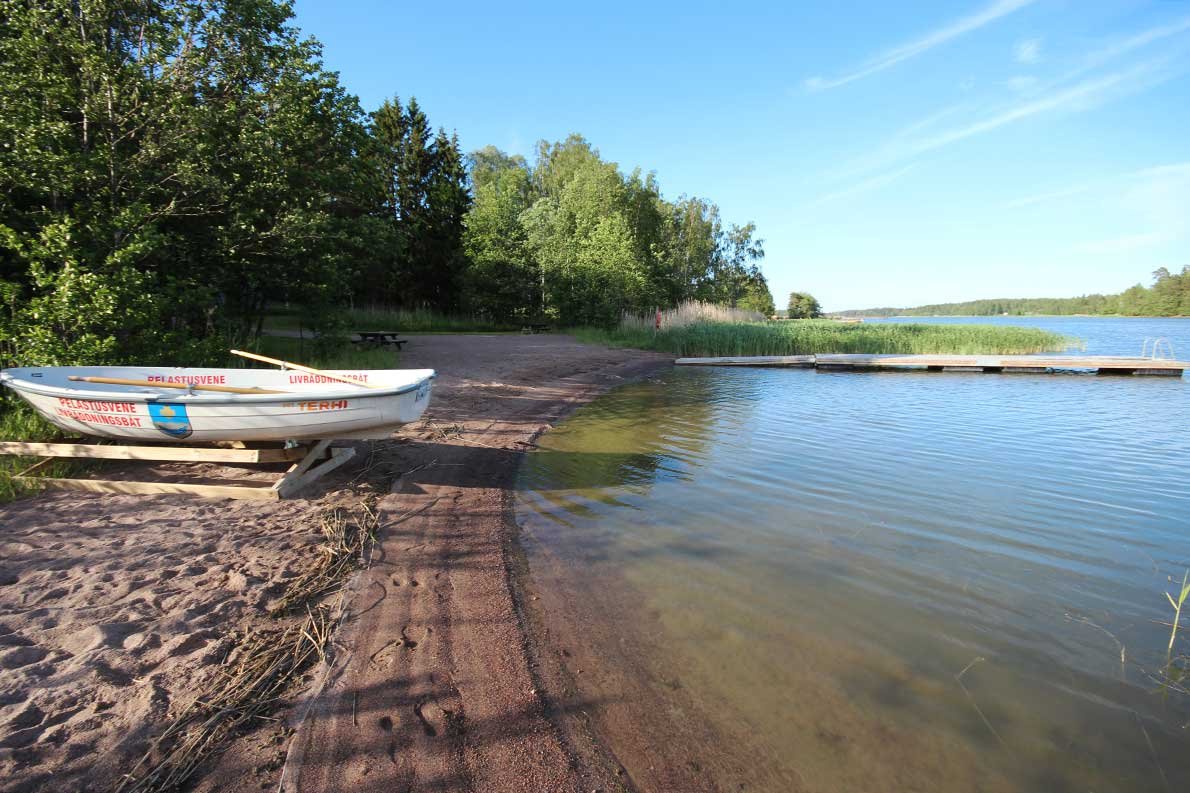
[
  {"x1": 520, "y1": 324, "x2": 551, "y2": 335},
  {"x1": 352, "y1": 331, "x2": 407, "y2": 349}
]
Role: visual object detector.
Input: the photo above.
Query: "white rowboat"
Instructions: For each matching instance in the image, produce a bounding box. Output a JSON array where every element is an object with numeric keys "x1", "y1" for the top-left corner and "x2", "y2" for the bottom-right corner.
[{"x1": 0, "y1": 366, "x2": 435, "y2": 442}]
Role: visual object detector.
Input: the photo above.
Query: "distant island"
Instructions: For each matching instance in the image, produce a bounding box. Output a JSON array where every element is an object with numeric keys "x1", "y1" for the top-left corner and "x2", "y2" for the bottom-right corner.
[{"x1": 836, "y1": 266, "x2": 1189, "y2": 318}]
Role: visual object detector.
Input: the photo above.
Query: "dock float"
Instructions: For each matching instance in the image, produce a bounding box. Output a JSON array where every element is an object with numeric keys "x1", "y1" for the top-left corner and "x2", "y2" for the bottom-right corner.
[{"x1": 674, "y1": 354, "x2": 1189, "y2": 376}]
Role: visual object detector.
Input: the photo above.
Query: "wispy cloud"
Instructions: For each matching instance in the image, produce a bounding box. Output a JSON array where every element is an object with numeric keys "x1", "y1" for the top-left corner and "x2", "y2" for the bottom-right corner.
[
  {"x1": 1133, "y1": 162, "x2": 1190, "y2": 180},
  {"x1": 807, "y1": 165, "x2": 916, "y2": 208},
  {"x1": 1075, "y1": 231, "x2": 1168, "y2": 255},
  {"x1": 1064, "y1": 163, "x2": 1190, "y2": 254},
  {"x1": 848, "y1": 65, "x2": 1146, "y2": 175},
  {"x1": 1015, "y1": 37, "x2": 1042, "y2": 64},
  {"x1": 1087, "y1": 14, "x2": 1190, "y2": 66},
  {"x1": 892, "y1": 101, "x2": 974, "y2": 138},
  {"x1": 1005, "y1": 75, "x2": 1039, "y2": 92},
  {"x1": 804, "y1": 0, "x2": 1037, "y2": 91},
  {"x1": 1004, "y1": 161, "x2": 1190, "y2": 209},
  {"x1": 1003, "y1": 181, "x2": 1099, "y2": 209},
  {"x1": 839, "y1": 43, "x2": 1182, "y2": 183},
  {"x1": 909, "y1": 68, "x2": 1135, "y2": 154}
]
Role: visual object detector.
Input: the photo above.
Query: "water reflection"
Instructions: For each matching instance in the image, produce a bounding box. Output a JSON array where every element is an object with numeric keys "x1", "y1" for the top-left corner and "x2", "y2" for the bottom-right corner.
[{"x1": 517, "y1": 362, "x2": 1190, "y2": 793}]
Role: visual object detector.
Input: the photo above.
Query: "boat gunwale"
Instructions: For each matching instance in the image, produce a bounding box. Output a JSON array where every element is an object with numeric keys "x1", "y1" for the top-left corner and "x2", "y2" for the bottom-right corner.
[{"x1": 0, "y1": 368, "x2": 436, "y2": 405}]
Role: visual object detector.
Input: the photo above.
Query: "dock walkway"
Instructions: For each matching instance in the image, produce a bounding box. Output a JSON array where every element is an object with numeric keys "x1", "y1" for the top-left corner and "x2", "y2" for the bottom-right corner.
[{"x1": 674, "y1": 354, "x2": 1189, "y2": 376}]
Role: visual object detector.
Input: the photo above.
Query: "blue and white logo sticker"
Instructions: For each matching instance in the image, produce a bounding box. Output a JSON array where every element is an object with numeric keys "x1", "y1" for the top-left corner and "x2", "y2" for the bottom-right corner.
[{"x1": 148, "y1": 403, "x2": 193, "y2": 439}]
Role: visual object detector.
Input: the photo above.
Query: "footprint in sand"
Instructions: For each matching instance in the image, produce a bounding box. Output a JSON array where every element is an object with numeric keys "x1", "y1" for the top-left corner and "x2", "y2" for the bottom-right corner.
[
  {"x1": 369, "y1": 639, "x2": 402, "y2": 670},
  {"x1": 369, "y1": 625, "x2": 431, "y2": 669},
  {"x1": 0, "y1": 631, "x2": 34, "y2": 649},
  {"x1": 0, "y1": 645, "x2": 49, "y2": 670},
  {"x1": 413, "y1": 698, "x2": 455, "y2": 738}
]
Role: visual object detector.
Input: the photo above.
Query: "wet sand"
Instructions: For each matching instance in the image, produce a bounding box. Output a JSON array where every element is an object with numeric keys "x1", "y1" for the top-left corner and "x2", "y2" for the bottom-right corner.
[
  {"x1": 276, "y1": 334, "x2": 673, "y2": 793},
  {"x1": 0, "y1": 334, "x2": 689, "y2": 792}
]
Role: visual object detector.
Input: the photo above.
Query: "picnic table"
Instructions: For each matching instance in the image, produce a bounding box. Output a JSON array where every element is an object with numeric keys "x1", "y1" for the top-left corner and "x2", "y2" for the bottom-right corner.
[
  {"x1": 520, "y1": 323, "x2": 551, "y2": 335},
  {"x1": 351, "y1": 331, "x2": 407, "y2": 349}
]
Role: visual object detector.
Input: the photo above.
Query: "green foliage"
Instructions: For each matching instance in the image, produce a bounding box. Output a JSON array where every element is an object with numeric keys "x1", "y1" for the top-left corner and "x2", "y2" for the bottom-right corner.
[
  {"x1": 367, "y1": 96, "x2": 471, "y2": 311},
  {"x1": 578, "y1": 320, "x2": 1071, "y2": 357},
  {"x1": 0, "y1": 1, "x2": 772, "y2": 370},
  {"x1": 787, "y1": 292, "x2": 823, "y2": 319},
  {"x1": 0, "y1": 0, "x2": 375, "y2": 367},
  {"x1": 463, "y1": 164, "x2": 538, "y2": 320},
  {"x1": 462, "y1": 136, "x2": 772, "y2": 326},
  {"x1": 738, "y1": 279, "x2": 776, "y2": 316},
  {"x1": 840, "y1": 267, "x2": 1190, "y2": 317},
  {"x1": 0, "y1": 396, "x2": 84, "y2": 504}
]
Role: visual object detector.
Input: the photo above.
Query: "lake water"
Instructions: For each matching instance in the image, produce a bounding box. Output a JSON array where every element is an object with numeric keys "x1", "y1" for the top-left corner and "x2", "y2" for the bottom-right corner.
[{"x1": 517, "y1": 317, "x2": 1190, "y2": 792}]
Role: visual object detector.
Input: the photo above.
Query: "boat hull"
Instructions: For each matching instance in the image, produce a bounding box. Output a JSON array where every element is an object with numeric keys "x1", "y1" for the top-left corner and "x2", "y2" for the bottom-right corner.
[{"x1": 0, "y1": 366, "x2": 435, "y2": 442}]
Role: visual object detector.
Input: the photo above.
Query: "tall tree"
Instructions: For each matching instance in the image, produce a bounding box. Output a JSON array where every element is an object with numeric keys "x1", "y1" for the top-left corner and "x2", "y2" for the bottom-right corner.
[
  {"x1": 421, "y1": 130, "x2": 471, "y2": 310},
  {"x1": 463, "y1": 136, "x2": 772, "y2": 326},
  {"x1": 0, "y1": 0, "x2": 371, "y2": 365},
  {"x1": 463, "y1": 162, "x2": 538, "y2": 319},
  {"x1": 787, "y1": 292, "x2": 823, "y2": 318}
]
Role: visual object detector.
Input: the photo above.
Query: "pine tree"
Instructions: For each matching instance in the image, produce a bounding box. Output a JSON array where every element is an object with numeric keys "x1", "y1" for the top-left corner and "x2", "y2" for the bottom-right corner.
[{"x1": 422, "y1": 130, "x2": 471, "y2": 311}]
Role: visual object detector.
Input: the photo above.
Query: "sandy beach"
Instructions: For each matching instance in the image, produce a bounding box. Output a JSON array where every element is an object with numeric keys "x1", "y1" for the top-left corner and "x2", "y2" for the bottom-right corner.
[{"x1": 0, "y1": 334, "x2": 670, "y2": 793}]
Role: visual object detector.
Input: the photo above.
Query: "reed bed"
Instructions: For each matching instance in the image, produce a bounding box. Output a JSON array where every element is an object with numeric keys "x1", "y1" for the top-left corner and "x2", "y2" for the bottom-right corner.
[
  {"x1": 618, "y1": 301, "x2": 766, "y2": 332},
  {"x1": 579, "y1": 319, "x2": 1074, "y2": 357},
  {"x1": 117, "y1": 503, "x2": 379, "y2": 793}
]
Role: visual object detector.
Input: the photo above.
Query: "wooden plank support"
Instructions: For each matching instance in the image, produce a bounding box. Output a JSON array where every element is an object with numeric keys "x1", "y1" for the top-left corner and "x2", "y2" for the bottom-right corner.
[
  {"x1": 0, "y1": 441, "x2": 307, "y2": 463},
  {"x1": 272, "y1": 441, "x2": 356, "y2": 499},
  {"x1": 4, "y1": 439, "x2": 350, "y2": 500},
  {"x1": 17, "y1": 476, "x2": 281, "y2": 501}
]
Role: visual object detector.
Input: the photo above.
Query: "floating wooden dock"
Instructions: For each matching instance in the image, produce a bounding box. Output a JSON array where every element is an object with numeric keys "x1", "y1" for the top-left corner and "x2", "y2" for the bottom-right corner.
[{"x1": 675, "y1": 354, "x2": 1189, "y2": 376}]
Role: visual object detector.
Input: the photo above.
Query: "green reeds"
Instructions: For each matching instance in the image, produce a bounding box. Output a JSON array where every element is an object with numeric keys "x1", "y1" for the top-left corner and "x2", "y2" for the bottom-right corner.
[
  {"x1": 1166, "y1": 570, "x2": 1189, "y2": 656},
  {"x1": 577, "y1": 319, "x2": 1074, "y2": 357}
]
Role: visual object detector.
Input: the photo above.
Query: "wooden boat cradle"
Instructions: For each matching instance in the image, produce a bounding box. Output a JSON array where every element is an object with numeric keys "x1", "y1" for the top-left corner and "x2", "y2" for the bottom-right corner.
[{"x1": 0, "y1": 438, "x2": 356, "y2": 500}]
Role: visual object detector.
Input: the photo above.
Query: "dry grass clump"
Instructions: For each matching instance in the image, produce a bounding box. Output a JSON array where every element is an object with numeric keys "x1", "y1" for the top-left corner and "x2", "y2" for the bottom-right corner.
[
  {"x1": 618, "y1": 300, "x2": 765, "y2": 332},
  {"x1": 116, "y1": 501, "x2": 379, "y2": 793},
  {"x1": 271, "y1": 501, "x2": 378, "y2": 615}
]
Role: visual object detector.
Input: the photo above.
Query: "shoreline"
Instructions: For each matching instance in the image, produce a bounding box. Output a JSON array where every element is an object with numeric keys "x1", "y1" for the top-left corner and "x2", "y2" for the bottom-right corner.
[
  {"x1": 263, "y1": 334, "x2": 671, "y2": 793},
  {"x1": 0, "y1": 335, "x2": 668, "y2": 793}
]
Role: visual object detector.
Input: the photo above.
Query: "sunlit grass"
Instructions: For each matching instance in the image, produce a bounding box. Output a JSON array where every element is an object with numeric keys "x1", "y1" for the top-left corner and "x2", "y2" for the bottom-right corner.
[
  {"x1": 237, "y1": 336, "x2": 400, "y2": 369},
  {"x1": 576, "y1": 319, "x2": 1075, "y2": 357},
  {"x1": 264, "y1": 306, "x2": 517, "y2": 334}
]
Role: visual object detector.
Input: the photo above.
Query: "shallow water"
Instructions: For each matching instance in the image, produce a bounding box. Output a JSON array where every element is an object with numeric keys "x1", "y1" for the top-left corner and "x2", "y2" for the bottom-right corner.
[{"x1": 518, "y1": 317, "x2": 1190, "y2": 792}]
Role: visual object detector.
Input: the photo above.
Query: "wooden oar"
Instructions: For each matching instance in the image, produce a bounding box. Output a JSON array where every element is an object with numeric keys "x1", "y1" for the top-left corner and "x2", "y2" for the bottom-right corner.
[
  {"x1": 68, "y1": 375, "x2": 287, "y2": 395},
  {"x1": 229, "y1": 349, "x2": 378, "y2": 389}
]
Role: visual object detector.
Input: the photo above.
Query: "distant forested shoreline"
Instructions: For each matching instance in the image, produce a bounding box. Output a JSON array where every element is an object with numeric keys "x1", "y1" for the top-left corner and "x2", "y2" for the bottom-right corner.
[{"x1": 836, "y1": 267, "x2": 1190, "y2": 318}]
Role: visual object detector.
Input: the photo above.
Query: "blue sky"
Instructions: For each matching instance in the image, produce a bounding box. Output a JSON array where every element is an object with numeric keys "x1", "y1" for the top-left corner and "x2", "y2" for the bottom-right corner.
[{"x1": 292, "y1": 0, "x2": 1190, "y2": 311}]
